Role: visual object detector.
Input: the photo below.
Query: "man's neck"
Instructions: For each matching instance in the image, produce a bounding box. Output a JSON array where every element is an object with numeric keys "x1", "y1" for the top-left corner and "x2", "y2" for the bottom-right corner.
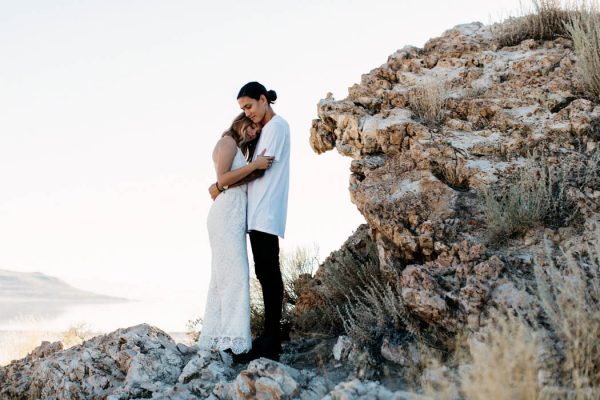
[{"x1": 262, "y1": 107, "x2": 275, "y2": 125}]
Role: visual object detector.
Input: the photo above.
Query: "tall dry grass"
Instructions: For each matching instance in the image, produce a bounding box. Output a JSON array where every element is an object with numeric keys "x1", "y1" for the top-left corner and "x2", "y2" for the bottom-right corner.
[
  {"x1": 460, "y1": 313, "x2": 541, "y2": 400},
  {"x1": 494, "y1": 0, "x2": 573, "y2": 47},
  {"x1": 535, "y1": 233, "x2": 600, "y2": 398},
  {"x1": 566, "y1": 3, "x2": 600, "y2": 98},
  {"x1": 249, "y1": 246, "x2": 320, "y2": 337}
]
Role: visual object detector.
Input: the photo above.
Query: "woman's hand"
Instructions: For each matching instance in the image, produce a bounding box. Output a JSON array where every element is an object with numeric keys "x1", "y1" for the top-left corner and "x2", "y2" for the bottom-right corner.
[
  {"x1": 252, "y1": 154, "x2": 274, "y2": 170},
  {"x1": 208, "y1": 183, "x2": 221, "y2": 200}
]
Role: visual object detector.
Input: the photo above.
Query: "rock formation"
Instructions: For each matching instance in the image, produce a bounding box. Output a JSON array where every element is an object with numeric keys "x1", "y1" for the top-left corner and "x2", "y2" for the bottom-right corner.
[{"x1": 308, "y1": 21, "x2": 599, "y2": 332}]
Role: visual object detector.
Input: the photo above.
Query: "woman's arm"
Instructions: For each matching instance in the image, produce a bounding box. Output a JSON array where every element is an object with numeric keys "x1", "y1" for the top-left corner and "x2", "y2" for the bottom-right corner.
[
  {"x1": 227, "y1": 169, "x2": 265, "y2": 188},
  {"x1": 214, "y1": 136, "x2": 271, "y2": 188}
]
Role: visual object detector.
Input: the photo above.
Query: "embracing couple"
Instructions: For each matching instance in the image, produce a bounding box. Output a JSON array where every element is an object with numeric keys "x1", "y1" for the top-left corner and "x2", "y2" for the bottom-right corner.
[{"x1": 197, "y1": 81, "x2": 290, "y2": 363}]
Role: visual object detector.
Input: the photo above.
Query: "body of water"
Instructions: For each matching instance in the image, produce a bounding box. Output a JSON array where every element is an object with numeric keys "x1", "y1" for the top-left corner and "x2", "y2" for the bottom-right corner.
[{"x1": 0, "y1": 297, "x2": 205, "y2": 333}]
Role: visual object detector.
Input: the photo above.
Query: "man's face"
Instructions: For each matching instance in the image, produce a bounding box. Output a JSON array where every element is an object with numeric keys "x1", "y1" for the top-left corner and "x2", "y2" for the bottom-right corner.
[{"x1": 238, "y1": 95, "x2": 267, "y2": 124}]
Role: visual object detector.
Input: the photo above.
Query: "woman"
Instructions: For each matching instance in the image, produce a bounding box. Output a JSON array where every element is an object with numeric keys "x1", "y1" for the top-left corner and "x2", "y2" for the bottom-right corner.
[{"x1": 197, "y1": 113, "x2": 273, "y2": 355}]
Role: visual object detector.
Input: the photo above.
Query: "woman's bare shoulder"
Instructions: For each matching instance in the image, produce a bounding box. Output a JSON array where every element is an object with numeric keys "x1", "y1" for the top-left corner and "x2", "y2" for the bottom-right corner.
[
  {"x1": 215, "y1": 135, "x2": 237, "y2": 149},
  {"x1": 213, "y1": 135, "x2": 237, "y2": 161}
]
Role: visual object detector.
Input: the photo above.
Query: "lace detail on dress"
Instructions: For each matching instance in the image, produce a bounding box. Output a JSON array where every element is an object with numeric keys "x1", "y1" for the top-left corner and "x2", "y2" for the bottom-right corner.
[
  {"x1": 197, "y1": 335, "x2": 251, "y2": 355},
  {"x1": 197, "y1": 149, "x2": 252, "y2": 355}
]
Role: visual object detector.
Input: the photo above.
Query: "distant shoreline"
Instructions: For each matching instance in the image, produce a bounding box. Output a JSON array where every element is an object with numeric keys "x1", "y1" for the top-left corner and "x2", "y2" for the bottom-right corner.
[{"x1": 0, "y1": 296, "x2": 134, "y2": 303}]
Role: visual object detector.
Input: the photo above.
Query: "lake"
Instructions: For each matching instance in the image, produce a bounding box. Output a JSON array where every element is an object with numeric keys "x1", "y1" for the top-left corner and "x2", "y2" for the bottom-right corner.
[{"x1": 0, "y1": 296, "x2": 205, "y2": 333}]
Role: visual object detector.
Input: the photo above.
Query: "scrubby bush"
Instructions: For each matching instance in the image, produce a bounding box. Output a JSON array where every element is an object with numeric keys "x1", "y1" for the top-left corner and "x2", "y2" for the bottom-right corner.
[
  {"x1": 340, "y1": 272, "x2": 452, "y2": 358},
  {"x1": 483, "y1": 164, "x2": 574, "y2": 240},
  {"x1": 291, "y1": 237, "x2": 381, "y2": 335}
]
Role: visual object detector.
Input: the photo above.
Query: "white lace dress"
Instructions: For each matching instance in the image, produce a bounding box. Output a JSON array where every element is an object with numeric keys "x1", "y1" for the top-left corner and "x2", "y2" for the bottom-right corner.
[{"x1": 197, "y1": 149, "x2": 252, "y2": 354}]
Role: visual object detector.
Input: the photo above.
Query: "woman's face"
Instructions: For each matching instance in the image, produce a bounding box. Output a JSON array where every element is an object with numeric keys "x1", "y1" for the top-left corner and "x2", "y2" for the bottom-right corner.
[{"x1": 243, "y1": 123, "x2": 261, "y2": 142}]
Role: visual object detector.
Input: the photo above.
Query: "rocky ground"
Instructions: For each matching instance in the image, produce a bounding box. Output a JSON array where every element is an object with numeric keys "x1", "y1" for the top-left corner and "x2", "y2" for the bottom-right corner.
[{"x1": 0, "y1": 324, "x2": 427, "y2": 399}]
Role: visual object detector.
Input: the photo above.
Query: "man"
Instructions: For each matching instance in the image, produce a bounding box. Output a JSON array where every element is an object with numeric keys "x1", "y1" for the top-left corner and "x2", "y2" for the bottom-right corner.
[{"x1": 209, "y1": 81, "x2": 290, "y2": 361}]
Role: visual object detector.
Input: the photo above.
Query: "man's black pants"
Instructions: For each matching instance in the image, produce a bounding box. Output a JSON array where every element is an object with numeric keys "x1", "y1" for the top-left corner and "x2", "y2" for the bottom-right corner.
[{"x1": 249, "y1": 230, "x2": 283, "y2": 341}]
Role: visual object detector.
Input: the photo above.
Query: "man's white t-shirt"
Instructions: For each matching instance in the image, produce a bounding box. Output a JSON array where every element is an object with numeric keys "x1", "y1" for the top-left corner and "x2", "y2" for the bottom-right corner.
[{"x1": 247, "y1": 114, "x2": 290, "y2": 238}]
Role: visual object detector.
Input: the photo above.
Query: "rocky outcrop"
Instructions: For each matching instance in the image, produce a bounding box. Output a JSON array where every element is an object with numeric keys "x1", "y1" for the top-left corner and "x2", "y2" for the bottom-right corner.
[
  {"x1": 0, "y1": 324, "x2": 424, "y2": 399},
  {"x1": 308, "y1": 22, "x2": 600, "y2": 331}
]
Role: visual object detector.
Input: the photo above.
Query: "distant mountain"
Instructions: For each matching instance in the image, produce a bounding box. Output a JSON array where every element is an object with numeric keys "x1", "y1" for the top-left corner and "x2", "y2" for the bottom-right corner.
[{"x1": 0, "y1": 269, "x2": 129, "y2": 303}]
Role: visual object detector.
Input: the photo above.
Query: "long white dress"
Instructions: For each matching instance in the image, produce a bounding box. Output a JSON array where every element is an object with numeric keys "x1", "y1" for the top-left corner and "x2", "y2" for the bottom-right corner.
[{"x1": 197, "y1": 148, "x2": 252, "y2": 354}]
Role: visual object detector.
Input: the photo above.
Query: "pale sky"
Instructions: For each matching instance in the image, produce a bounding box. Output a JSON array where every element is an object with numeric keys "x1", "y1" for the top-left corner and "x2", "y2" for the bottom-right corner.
[{"x1": 0, "y1": 0, "x2": 523, "y2": 329}]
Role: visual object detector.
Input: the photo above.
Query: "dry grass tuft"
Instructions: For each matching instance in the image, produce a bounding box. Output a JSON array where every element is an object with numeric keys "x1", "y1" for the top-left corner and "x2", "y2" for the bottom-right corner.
[
  {"x1": 494, "y1": 0, "x2": 573, "y2": 47},
  {"x1": 566, "y1": 4, "x2": 600, "y2": 98},
  {"x1": 0, "y1": 318, "x2": 94, "y2": 366},
  {"x1": 249, "y1": 276, "x2": 266, "y2": 337},
  {"x1": 408, "y1": 78, "x2": 446, "y2": 127},
  {"x1": 281, "y1": 246, "x2": 319, "y2": 305},
  {"x1": 460, "y1": 312, "x2": 541, "y2": 400},
  {"x1": 340, "y1": 276, "x2": 410, "y2": 350},
  {"x1": 535, "y1": 232, "x2": 600, "y2": 397},
  {"x1": 250, "y1": 246, "x2": 320, "y2": 337},
  {"x1": 186, "y1": 316, "x2": 202, "y2": 343},
  {"x1": 59, "y1": 322, "x2": 92, "y2": 348},
  {"x1": 291, "y1": 231, "x2": 381, "y2": 335}
]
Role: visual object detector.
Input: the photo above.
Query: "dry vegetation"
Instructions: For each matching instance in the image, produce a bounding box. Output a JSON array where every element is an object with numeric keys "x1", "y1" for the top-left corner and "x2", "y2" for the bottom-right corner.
[
  {"x1": 567, "y1": 4, "x2": 600, "y2": 98},
  {"x1": 290, "y1": 237, "x2": 381, "y2": 335},
  {"x1": 408, "y1": 78, "x2": 446, "y2": 127},
  {"x1": 340, "y1": 273, "x2": 450, "y2": 356},
  {"x1": 493, "y1": 0, "x2": 573, "y2": 47},
  {"x1": 483, "y1": 149, "x2": 599, "y2": 241},
  {"x1": 420, "y1": 229, "x2": 600, "y2": 399},
  {"x1": 535, "y1": 237, "x2": 600, "y2": 398},
  {"x1": 0, "y1": 320, "x2": 93, "y2": 366},
  {"x1": 494, "y1": 0, "x2": 600, "y2": 100},
  {"x1": 482, "y1": 161, "x2": 577, "y2": 240},
  {"x1": 459, "y1": 313, "x2": 541, "y2": 400}
]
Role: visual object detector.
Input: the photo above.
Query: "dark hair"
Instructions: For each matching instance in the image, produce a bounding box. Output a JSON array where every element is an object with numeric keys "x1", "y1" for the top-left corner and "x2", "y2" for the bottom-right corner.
[{"x1": 237, "y1": 81, "x2": 277, "y2": 104}]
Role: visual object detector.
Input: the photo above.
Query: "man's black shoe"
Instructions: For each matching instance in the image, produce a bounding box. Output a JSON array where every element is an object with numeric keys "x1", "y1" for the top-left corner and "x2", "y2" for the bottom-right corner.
[
  {"x1": 231, "y1": 347, "x2": 260, "y2": 364},
  {"x1": 230, "y1": 346, "x2": 281, "y2": 364}
]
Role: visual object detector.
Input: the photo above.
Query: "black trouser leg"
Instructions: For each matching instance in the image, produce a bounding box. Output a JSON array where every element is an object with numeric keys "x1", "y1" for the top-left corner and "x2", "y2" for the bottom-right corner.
[{"x1": 249, "y1": 230, "x2": 283, "y2": 342}]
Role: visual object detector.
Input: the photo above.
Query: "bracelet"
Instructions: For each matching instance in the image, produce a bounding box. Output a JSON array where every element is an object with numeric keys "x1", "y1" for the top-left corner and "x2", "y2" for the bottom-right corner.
[{"x1": 215, "y1": 182, "x2": 224, "y2": 192}]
